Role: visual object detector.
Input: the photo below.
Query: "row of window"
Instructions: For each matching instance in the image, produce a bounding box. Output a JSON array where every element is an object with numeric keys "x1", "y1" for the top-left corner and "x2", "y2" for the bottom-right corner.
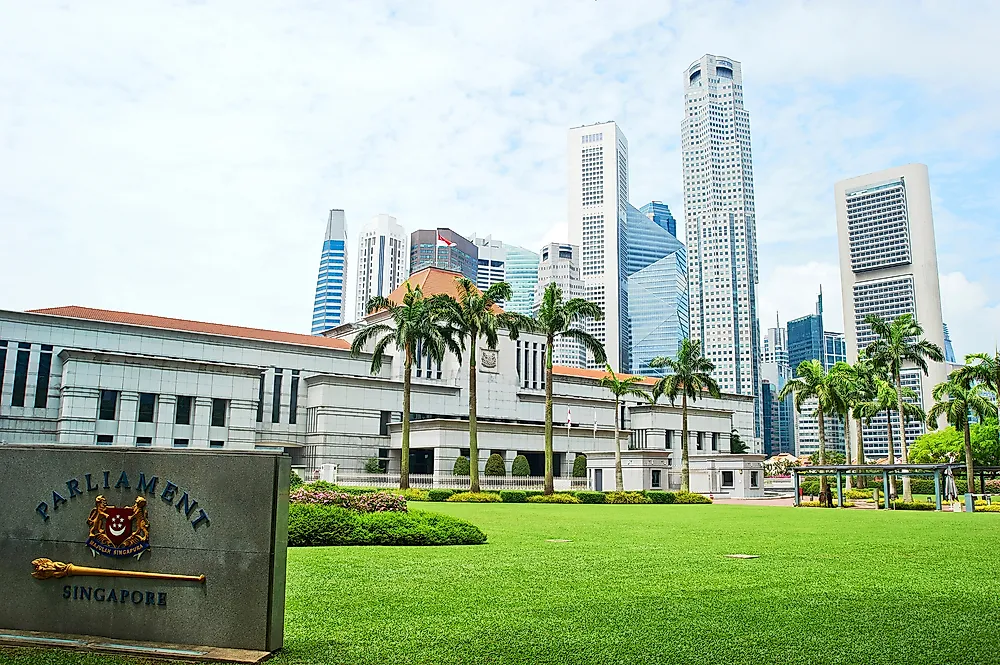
[
  {"x1": 98, "y1": 390, "x2": 229, "y2": 427},
  {"x1": 256, "y1": 369, "x2": 300, "y2": 425},
  {"x1": 96, "y1": 434, "x2": 224, "y2": 448},
  {"x1": 0, "y1": 341, "x2": 53, "y2": 409}
]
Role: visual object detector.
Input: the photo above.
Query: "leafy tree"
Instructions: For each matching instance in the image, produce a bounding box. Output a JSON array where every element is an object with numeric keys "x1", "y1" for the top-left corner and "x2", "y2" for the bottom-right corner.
[
  {"x1": 484, "y1": 453, "x2": 507, "y2": 477},
  {"x1": 927, "y1": 376, "x2": 997, "y2": 493},
  {"x1": 830, "y1": 357, "x2": 877, "y2": 489},
  {"x1": 598, "y1": 363, "x2": 651, "y2": 491},
  {"x1": 650, "y1": 339, "x2": 721, "y2": 492},
  {"x1": 350, "y1": 283, "x2": 460, "y2": 489},
  {"x1": 729, "y1": 429, "x2": 749, "y2": 454},
  {"x1": 864, "y1": 313, "x2": 944, "y2": 501},
  {"x1": 438, "y1": 277, "x2": 531, "y2": 493},
  {"x1": 908, "y1": 427, "x2": 963, "y2": 464},
  {"x1": 363, "y1": 457, "x2": 382, "y2": 474},
  {"x1": 511, "y1": 455, "x2": 531, "y2": 477},
  {"x1": 527, "y1": 282, "x2": 605, "y2": 494},
  {"x1": 452, "y1": 455, "x2": 470, "y2": 476},
  {"x1": 953, "y1": 351, "x2": 1000, "y2": 403},
  {"x1": 779, "y1": 359, "x2": 845, "y2": 496},
  {"x1": 572, "y1": 453, "x2": 587, "y2": 478},
  {"x1": 809, "y1": 450, "x2": 845, "y2": 466},
  {"x1": 289, "y1": 469, "x2": 304, "y2": 490}
]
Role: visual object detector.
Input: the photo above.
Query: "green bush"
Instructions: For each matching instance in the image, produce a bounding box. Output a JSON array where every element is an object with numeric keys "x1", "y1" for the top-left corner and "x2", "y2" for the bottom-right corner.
[
  {"x1": 799, "y1": 501, "x2": 855, "y2": 508},
  {"x1": 572, "y1": 454, "x2": 587, "y2": 478},
  {"x1": 574, "y1": 491, "x2": 606, "y2": 504},
  {"x1": 363, "y1": 457, "x2": 382, "y2": 474},
  {"x1": 646, "y1": 491, "x2": 676, "y2": 504},
  {"x1": 606, "y1": 491, "x2": 652, "y2": 505},
  {"x1": 527, "y1": 494, "x2": 581, "y2": 504},
  {"x1": 524, "y1": 490, "x2": 545, "y2": 498},
  {"x1": 888, "y1": 500, "x2": 936, "y2": 511},
  {"x1": 845, "y1": 489, "x2": 873, "y2": 500},
  {"x1": 484, "y1": 454, "x2": 507, "y2": 477},
  {"x1": 500, "y1": 490, "x2": 527, "y2": 503},
  {"x1": 977, "y1": 504, "x2": 1000, "y2": 513},
  {"x1": 290, "y1": 470, "x2": 304, "y2": 490},
  {"x1": 453, "y1": 456, "x2": 470, "y2": 476},
  {"x1": 447, "y1": 492, "x2": 502, "y2": 503},
  {"x1": 673, "y1": 491, "x2": 713, "y2": 504},
  {"x1": 288, "y1": 504, "x2": 487, "y2": 546},
  {"x1": 396, "y1": 488, "x2": 430, "y2": 501},
  {"x1": 427, "y1": 489, "x2": 455, "y2": 502},
  {"x1": 511, "y1": 455, "x2": 531, "y2": 477}
]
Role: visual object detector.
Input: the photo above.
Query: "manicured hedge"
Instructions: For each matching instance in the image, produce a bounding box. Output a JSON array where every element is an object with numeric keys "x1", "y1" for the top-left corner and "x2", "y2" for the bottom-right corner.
[
  {"x1": 574, "y1": 491, "x2": 606, "y2": 504},
  {"x1": 484, "y1": 454, "x2": 507, "y2": 477},
  {"x1": 887, "y1": 500, "x2": 936, "y2": 511},
  {"x1": 288, "y1": 504, "x2": 487, "y2": 546},
  {"x1": 500, "y1": 490, "x2": 527, "y2": 503},
  {"x1": 572, "y1": 454, "x2": 587, "y2": 478},
  {"x1": 527, "y1": 494, "x2": 581, "y2": 504},
  {"x1": 673, "y1": 491, "x2": 713, "y2": 504},
  {"x1": 606, "y1": 491, "x2": 651, "y2": 505},
  {"x1": 511, "y1": 455, "x2": 531, "y2": 477},
  {"x1": 447, "y1": 492, "x2": 502, "y2": 503},
  {"x1": 646, "y1": 491, "x2": 676, "y2": 504},
  {"x1": 453, "y1": 456, "x2": 470, "y2": 476},
  {"x1": 799, "y1": 501, "x2": 856, "y2": 508},
  {"x1": 978, "y1": 504, "x2": 1000, "y2": 513},
  {"x1": 428, "y1": 489, "x2": 455, "y2": 502}
]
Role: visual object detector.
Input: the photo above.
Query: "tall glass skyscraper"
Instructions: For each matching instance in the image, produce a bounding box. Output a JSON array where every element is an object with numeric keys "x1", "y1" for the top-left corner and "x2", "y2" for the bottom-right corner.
[
  {"x1": 786, "y1": 291, "x2": 824, "y2": 373},
  {"x1": 311, "y1": 209, "x2": 348, "y2": 334},
  {"x1": 504, "y1": 245, "x2": 540, "y2": 316},
  {"x1": 638, "y1": 201, "x2": 677, "y2": 237}
]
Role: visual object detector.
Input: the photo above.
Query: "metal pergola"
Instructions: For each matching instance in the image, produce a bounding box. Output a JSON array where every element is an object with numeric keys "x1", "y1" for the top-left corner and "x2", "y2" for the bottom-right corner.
[{"x1": 791, "y1": 464, "x2": 967, "y2": 511}]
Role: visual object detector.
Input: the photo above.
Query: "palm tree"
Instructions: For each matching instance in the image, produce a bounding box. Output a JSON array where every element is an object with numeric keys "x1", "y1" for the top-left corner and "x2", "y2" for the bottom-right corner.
[
  {"x1": 953, "y1": 351, "x2": 1000, "y2": 400},
  {"x1": 927, "y1": 375, "x2": 997, "y2": 494},
  {"x1": 529, "y1": 282, "x2": 605, "y2": 494},
  {"x1": 650, "y1": 339, "x2": 720, "y2": 492},
  {"x1": 864, "y1": 313, "x2": 944, "y2": 501},
  {"x1": 598, "y1": 363, "x2": 651, "y2": 491},
  {"x1": 841, "y1": 355, "x2": 878, "y2": 488},
  {"x1": 350, "y1": 283, "x2": 460, "y2": 490},
  {"x1": 778, "y1": 359, "x2": 845, "y2": 497},
  {"x1": 438, "y1": 277, "x2": 532, "y2": 493},
  {"x1": 828, "y1": 361, "x2": 859, "y2": 490}
]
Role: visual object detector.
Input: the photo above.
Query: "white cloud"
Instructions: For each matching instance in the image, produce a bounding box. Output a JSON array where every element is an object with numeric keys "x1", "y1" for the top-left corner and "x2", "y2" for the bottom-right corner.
[
  {"x1": 940, "y1": 272, "x2": 1000, "y2": 359},
  {"x1": 757, "y1": 261, "x2": 844, "y2": 335}
]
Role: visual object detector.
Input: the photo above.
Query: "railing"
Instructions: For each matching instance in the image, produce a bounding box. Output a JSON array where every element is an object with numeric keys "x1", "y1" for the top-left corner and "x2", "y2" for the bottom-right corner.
[{"x1": 331, "y1": 472, "x2": 587, "y2": 491}]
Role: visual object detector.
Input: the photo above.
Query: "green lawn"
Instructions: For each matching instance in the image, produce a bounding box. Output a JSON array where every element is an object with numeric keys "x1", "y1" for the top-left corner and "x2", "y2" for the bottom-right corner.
[{"x1": 3, "y1": 504, "x2": 1000, "y2": 665}]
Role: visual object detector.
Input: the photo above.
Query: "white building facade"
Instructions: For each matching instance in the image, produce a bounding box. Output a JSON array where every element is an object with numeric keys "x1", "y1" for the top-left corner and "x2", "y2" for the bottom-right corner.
[
  {"x1": 681, "y1": 54, "x2": 762, "y2": 437},
  {"x1": 835, "y1": 163, "x2": 948, "y2": 459},
  {"x1": 535, "y1": 243, "x2": 587, "y2": 368},
  {"x1": 355, "y1": 214, "x2": 408, "y2": 322}
]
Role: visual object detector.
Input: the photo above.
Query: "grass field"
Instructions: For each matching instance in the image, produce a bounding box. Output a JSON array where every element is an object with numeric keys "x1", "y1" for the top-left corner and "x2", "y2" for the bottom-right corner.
[{"x1": 3, "y1": 504, "x2": 1000, "y2": 665}]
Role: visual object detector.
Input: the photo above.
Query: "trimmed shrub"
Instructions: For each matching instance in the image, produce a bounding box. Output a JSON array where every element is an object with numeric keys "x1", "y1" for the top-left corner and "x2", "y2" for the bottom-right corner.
[
  {"x1": 978, "y1": 504, "x2": 1000, "y2": 512},
  {"x1": 889, "y1": 500, "x2": 936, "y2": 511},
  {"x1": 845, "y1": 489, "x2": 873, "y2": 500},
  {"x1": 447, "y1": 492, "x2": 502, "y2": 503},
  {"x1": 527, "y1": 494, "x2": 581, "y2": 504},
  {"x1": 606, "y1": 491, "x2": 651, "y2": 505},
  {"x1": 363, "y1": 457, "x2": 382, "y2": 474},
  {"x1": 427, "y1": 489, "x2": 455, "y2": 502},
  {"x1": 572, "y1": 454, "x2": 587, "y2": 478},
  {"x1": 799, "y1": 501, "x2": 856, "y2": 508},
  {"x1": 289, "y1": 470, "x2": 304, "y2": 490},
  {"x1": 524, "y1": 490, "x2": 546, "y2": 498},
  {"x1": 646, "y1": 491, "x2": 676, "y2": 504},
  {"x1": 511, "y1": 455, "x2": 531, "y2": 477},
  {"x1": 484, "y1": 454, "x2": 507, "y2": 477},
  {"x1": 574, "y1": 491, "x2": 606, "y2": 504},
  {"x1": 288, "y1": 504, "x2": 487, "y2": 546},
  {"x1": 673, "y1": 491, "x2": 713, "y2": 504},
  {"x1": 396, "y1": 488, "x2": 430, "y2": 501},
  {"x1": 453, "y1": 456, "x2": 470, "y2": 477},
  {"x1": 499, "y1": 490, "x2": 527, "y2": 503},
  {"x1": 290, "y1": 487, "x2": 407, "y2": 513}
]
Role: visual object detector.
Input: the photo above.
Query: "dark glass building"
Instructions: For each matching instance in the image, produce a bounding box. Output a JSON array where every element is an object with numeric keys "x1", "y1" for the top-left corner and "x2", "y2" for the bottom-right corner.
[{"x1": 409, "y1": 228, "x2": 478, "y2": 282}]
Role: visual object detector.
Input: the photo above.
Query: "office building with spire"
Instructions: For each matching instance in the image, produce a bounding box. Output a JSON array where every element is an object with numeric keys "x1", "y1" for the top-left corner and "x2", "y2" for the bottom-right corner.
[
  {"x1": 355, "y1": 214, "x2": 408, "y2": 321},
  {"x1": 311, "y1": 209, "x2": 348, "y2": 334}
]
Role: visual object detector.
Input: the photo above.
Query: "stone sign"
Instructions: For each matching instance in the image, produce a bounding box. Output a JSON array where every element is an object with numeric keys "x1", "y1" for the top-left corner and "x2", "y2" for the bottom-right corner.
[{"x1": 0, "y1": 445, "x2": 289, "y2": 653}]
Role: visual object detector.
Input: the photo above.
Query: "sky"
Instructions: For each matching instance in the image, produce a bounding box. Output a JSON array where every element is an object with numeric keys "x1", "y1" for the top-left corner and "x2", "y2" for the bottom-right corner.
[{"x1": 2, "y1": 0, "x2": 999, "y2": 359}]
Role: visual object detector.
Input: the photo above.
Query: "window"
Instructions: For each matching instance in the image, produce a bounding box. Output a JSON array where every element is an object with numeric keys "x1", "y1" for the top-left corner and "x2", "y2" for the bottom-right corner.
[
  {"x1": 34, "y1": 345, "x2": 53, "y2": 408},
  {"x1": 211, "y1": 398, "x2": 227, "y2": 427},
  {"x1": 209, "y1": 440, "x2": 225, "y2": 448},
  {"x1": 256, "y1": 372, "x2": 266, "y2": 422},
  {"x1": 651, "y1": 469, "x2": 662, "y2": 489},
  {"x1": 137, "y1": 393, "x2": 156, "y2": 422},
  {"x1": 175, "y1": 396, "x2": 193, "y2": 425},
  {"x1": 11, "y1": 343, "x2": 30, "y2": 407},
  {"x1": 696, "y1": 432, "x2": 704, "y2": 450},
  {"x1": 98, "y1": 390, "x2": 119, "y2": 420},
  {"x1": 289, "y1": 370, "x2": 299, "y2": 425},
  {"x1": 173, "y1": 438, "x2": 189, "y2": 448},
  {"x1": 721, "y1": 470, "x2": 734, "y2": 488},
  {"x1": 0, "y1": 341, "x2": 6, "y2": 397},
  {"x1": 750, "y1": 470, "x2": 760, "y2": 489},
  {"x1": 711, "y1": 433, "x2": 719, "y2": 451},
  {"x1": 136, "y1": 436, "x2": 152, "y2": 447},
  {"x1": 96, "y1": 435, "x2": 114, "y2": 445},
  {"x1": 272, "y1": 370, "x2": 283, "y2": 424},
  {"x1": 666, "y1": 430, "x2": 673, "y2": 449}
]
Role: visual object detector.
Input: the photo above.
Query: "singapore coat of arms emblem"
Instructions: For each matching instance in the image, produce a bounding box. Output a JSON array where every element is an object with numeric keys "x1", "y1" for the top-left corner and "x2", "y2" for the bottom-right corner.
[{"x1": 86, "y1": 494, "x2": 150, "y2": 559}]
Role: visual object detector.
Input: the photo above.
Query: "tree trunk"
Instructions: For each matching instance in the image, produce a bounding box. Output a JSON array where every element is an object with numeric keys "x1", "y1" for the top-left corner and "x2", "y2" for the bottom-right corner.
[
  {"x1": 886, "y1": 408, "x2": 896, "y2": 498},
  {"x1": 543, "y1": 334, "x2": 555, "y2": 495},
  {"x1": 468, "y1": 337, "x2": 480, "y2": 494},
  {"x1": 681, "y1": 393, "x2": 690, "y2": 492},
  {"x1": 964, "y1": 419, "x2": 975, "y2": 495},
  {"x1": 614, "y1": 395, "x2": 624, "y2": 492},
  {"x1": 844, "y1": 412, "x2": 852, "y2": 492},
  {"x1": 401, "y1": 351, "x2": 412, "y2": 490},
  {"x1": 895, "y1": 371, "x2": 912, "y2": 502},
  {"x1": 855, "y1": 417, "x2": 866, "y2": 489},
  {"x1": 818, "y1": 406, "x2": 828, "y2": 497}
]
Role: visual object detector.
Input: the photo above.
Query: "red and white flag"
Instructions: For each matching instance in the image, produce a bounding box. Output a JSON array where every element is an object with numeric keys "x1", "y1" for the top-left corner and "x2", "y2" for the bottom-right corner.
[{"x1": 437, "y1": 233, "x2": 456, "y2": 248}]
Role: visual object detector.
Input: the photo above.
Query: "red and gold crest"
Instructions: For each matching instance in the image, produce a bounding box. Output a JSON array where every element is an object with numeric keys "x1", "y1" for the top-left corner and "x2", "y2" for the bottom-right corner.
[{"x1": 86, "y1": 495, "x2": 150, "y2": 559}]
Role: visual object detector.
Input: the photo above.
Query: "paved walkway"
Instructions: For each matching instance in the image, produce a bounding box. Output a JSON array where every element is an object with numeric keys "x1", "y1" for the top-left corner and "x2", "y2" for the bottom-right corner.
[{"x1": 712, "y1": 497, "x2": 795, "y2": 507}]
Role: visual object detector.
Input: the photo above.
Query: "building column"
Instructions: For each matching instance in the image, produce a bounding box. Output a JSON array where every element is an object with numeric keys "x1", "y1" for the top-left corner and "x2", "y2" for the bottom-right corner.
[
  {"x1": 117, "y1": 392, "x2": 139, "y2": 444},
  {"x1": 154, "y1": 395, "x2": 176, "y2": 448}
]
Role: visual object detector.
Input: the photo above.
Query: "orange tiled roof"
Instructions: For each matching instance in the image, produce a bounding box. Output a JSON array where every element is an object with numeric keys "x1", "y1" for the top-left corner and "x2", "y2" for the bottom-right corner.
[
  {"x1": 27, "y1": 306, "x2": 351, "y2": 351},
  {"x1": 551, "y1": 365, "x2": 658, "y2": 386},
  {"x1": 370, "y1": 268, "x2": 502, "y2": 314}
]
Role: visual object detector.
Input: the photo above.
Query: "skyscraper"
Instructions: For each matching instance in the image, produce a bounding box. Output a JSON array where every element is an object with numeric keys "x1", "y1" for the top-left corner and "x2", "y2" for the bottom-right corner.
[
  {"x1": 824, "y1": 331, "x2": 846, "y2": 366},
  {"x1": 471, "y1": 234, "x2": 506, "y2": 290},
  {"x1": 355, "y1": 214, "x2": 407, "y2": 321},
  {"x1": 409, "y1": 228, "x2": 478, "y2": 281},
  {"x1": 504, "y1": 245, "x2": 540, "y2": 316},
  {"x1": 835, "y1": 163, "x2": 948, "y2": 460},
  {"x1": 681, "y1": 54, "x2": 761, "y2": 438},
  {"x1": 787, "y1": 291, "x2": 824, "y2": 373},
  {"x1": 567, "y1": 121, "x2": 630, "y2": 371},
  {"x1": 760, "y1": 326, "x2": 795, "y2": 456},
  {"x1": 943, "y1": 323, "x2": 956, "y2": 364},
  {"x1": 311, "y1": 209, "x2": 348, "y2": 334},
  {"x1": 638, "y1": 201, "x2": 677, "y2": 237},
  {"x1": 535, "y1": 243, "x2": 586, "y2": 368}
]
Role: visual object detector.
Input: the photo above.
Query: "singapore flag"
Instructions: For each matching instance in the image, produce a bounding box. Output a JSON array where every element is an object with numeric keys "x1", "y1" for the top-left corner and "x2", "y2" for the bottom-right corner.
[{"x1": 437, "y1": 233, "x2": 456, "y2": 248}]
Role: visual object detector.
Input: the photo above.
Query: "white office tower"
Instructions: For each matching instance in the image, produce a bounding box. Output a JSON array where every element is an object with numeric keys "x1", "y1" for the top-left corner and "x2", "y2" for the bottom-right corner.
[
  {"x1": 470, "y1": 234, "x2": 506, "y2": 290},
  {"x1": 535, "y1": 243, "x2": 587, "y2": 368},
  {"x1": 681, "y1": 54, "x2": 762, "y2": 438},
  {"x1": 567, "y1": 121, "x2": 630, "y2": 371},
  {"x1": 355, "y1": 214, "x2": 408, "y2": 321},
  {"x1": 835, "y1": 163, "x2": 948, "y2": 460}
]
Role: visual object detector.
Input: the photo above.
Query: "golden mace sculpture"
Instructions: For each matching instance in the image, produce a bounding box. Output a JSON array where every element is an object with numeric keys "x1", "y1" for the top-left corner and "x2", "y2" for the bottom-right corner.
[{"x1": 31, "y1": 558, "x2": 205, "y2": 584}]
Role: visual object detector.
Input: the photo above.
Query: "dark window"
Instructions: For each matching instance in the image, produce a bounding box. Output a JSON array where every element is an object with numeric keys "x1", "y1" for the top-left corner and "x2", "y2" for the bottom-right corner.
[
  {"x1": 173, "y1": 438, "x2": 189, "y2": 448},
  {"x1": 137, "y1": 393, "x2": 156, "y2": 422},
  {"x1": 377, "y1": 448, "x2": 389, "y2": 472},
  {"x1": 11, "y1": 343, "x2": 30, "y2": 407},
  {"x1": 0, "y1": 341, "x2": 6, "y2": 397},
  {"x1": 750, "y1": 471, "x2": 760, "y2": 489},
  {"x1": 34, "y1": 346, "x2": 53, "y2": 408},
  {"x1": 211, "y1": 398, "x2": 227, "y2": 427},
  {"x1": 136, "y1": 436, "x2": 152, "y2": 447},
  {"x1": 98, "y1": 390, "x2": 118, "y2": 420},
  {"x1": 256, "y1": 372, "x2": 266, "y2": 422},
  {"x1": 651, "y1": 469, "x2": 662, "y2": 489},
  {"x1": 175, "y1": 396, "x2": 193, "y2": 425},
  {"x1": 515, "y1": 340, "x2": 521, "y2": 380},
  {"x1": 209, "y1": 440, "x2": 225, "y2": 448},
  {"x1": 379, "y1": 411, "x2": 391, "y2": 436},
  {"x1": 721, "y1": 470, "x2": 734, "y2": 488},
  {"x1": 272, "y1": 370, "x2": 283, "y2": 423},
  {"x1": 532, "y1": 343, "x2": 538, "y2": 390},
  {"x1": 666, "y1": 430, "x2": 673, "y2": 449},
  {"x1": 96, "y1": 435, "x2": 114, "y2": 445},
  {"x1": 696, "y1": 432, "x2": 704, "y2": 450},
  {"x1": 541, "y1": 344, "x2": 546, "y2": 389},
  {"x1": 289, "y1": 371, "x2": 299, "y2": 425},
  {"x1": 711, "y1": 432, "x2": 719, "y2": 451}
]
